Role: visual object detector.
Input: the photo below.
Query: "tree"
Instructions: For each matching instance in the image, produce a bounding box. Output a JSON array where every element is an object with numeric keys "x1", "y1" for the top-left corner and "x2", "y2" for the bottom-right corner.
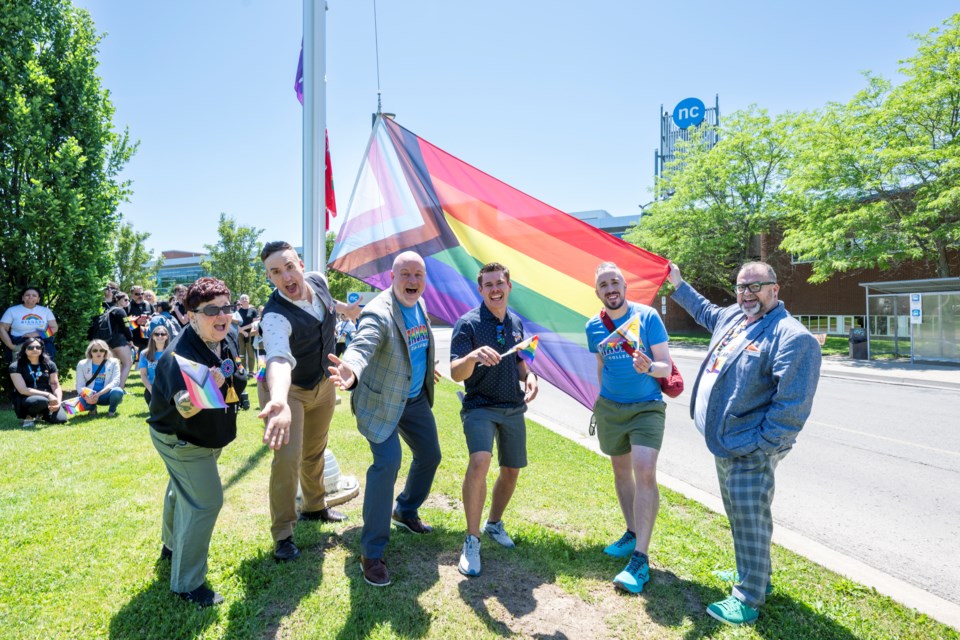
[
  {"x1": 0, "y1": 0, "x2": 136, "y2": 378},
  {"x1": 325, "y1": 232, "x2": 373, "y2": 301},
  {"x1": 626, "y1": 106, "x2": 794, "y2": 292},
  {"x1": 113, "y1": 220, "x2": 161, "y2": 291},
  {"x1": 202, "y1": 213, "x2": 271, "y2": 304},
  {"x1": 782, "y1": 13, "x2": 960, "y2": 281}
]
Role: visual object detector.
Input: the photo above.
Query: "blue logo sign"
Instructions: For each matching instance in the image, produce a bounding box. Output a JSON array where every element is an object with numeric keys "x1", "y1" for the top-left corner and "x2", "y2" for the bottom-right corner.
[
  {"x1": 912, "y1": 309, "x2": 921, "y2": 317},
  {"x1": 673, "y1": 97, "x2": 706, "y2": 129},
  {"x1": 347, "y1": 292, "x2": 360, "y2": 304}
]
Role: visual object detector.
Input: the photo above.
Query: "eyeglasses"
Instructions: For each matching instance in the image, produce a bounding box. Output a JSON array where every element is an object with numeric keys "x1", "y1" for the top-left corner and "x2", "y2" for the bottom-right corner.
[
  {"x1": 734, "y1": 281, "x2": 776, "y2": 294},
  {"x1": 496, "y1": 324, "x2": 505, "y2": 347},
  {"x1": 133, "y1": 292, "x2": 143, "y2": 297},
  {"x1": 91, "y1": 348, "x2": 107, "y2": 354},
  {"x1": 194, "y1": 304, "x2": 238, "y2": 317},
  {"x1": 153, "y1": 332, "x2": 168, "y2": 337},
  {"x1": 25, "y1": 345, "x2": 43, "y2": 351}
]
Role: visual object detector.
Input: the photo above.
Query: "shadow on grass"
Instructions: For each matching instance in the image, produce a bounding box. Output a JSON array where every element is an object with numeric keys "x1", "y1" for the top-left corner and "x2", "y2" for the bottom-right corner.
[
  {"x1": 109, "y1": 559, "x2": 219, "y2": 640},
  {"x1": 653, "y1": 577, "x2": 863, "y2": 640},
  {"x1": 334, "y1": 524, "x2": 443, "y2": 640},
  {"x1": 222, "y1": 528, "x2": 339, "y2": 639},
  {"x1": 222, "y1": 444, "x2": 270, "y2": 492}
]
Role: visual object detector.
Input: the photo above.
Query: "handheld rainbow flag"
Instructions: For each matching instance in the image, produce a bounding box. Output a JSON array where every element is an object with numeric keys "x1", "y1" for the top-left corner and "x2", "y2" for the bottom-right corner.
[
  {"x1": 64, "y1": 388, "x2": 96, "y2": 416},
  {"x1": 174, "y1": 354, "x2": 227, "y2": 409},
  {"x1": 501, "y1": 335, "x2": 540, "y2": 363},
  {"x1": 40, "y1": 326, "x2": 55, "y2": 339},
  {"x1": 329, "y1": 116, "x2": 668, "y2": 408},
  {"x1": 126, "y1": 316, "x2": 145, "y2": 339},
  {"x1": 598, "y1": 315, "x2": 643, "y2": 354},
  {"x1": 255, "y1": 355, "x2": 267, "y2": 383}
]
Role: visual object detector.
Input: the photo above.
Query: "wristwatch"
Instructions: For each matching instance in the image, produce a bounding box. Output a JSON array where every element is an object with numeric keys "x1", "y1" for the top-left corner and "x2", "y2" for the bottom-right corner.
[{"x1": 647, "y1": 362, "x2": 655, "y2": 374}]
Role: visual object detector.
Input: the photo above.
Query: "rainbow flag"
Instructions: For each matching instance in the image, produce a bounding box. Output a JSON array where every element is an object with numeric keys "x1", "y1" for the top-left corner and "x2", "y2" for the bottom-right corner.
[
  {"x1": 329, "y1": 117, "x2": 668, "y2": 408},
  {"x1": 598, "y1": 315, "x2": 643, "y2": 354},
  {"x1": 174, "y1": 354, "x2": 227, "y2": 409},
  {"x1": 126, "y1": 316, "x2": 145, "y2": 339},
  {"x1": 502, "y1": 335, "x2": 539, "y2": 364},
  {"x1": 40, "y1": 326, "x2": 55, "y2": 339},
  {"x1": 255, "y1": 355, "x2": 267, "y2": 383},
  {"x1": 64, "y1": 388, "x2": 96, "y2": 416}
]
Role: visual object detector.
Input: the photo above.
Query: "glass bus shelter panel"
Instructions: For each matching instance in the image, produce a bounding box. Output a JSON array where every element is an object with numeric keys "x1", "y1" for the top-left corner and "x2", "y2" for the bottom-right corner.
[
  {"x1": 868, "y1": 295, "x2": 911, "y2": 359},
  {"x1": 914, "y1": 293, "x2": 960, "y2": 362}
]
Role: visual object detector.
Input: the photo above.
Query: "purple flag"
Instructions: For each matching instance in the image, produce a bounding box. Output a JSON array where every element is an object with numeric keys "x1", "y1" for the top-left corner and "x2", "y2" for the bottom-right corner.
[{"x1": 295, "y1": 43, "x2": 304, "y2": 104}]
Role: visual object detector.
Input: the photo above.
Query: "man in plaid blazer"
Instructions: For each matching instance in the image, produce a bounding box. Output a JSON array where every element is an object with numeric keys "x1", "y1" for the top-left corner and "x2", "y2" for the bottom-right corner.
[
  {"x1": 667, "y1": 261, "x2": 821, "y2": 626},
  {"x1": 328, "y1": 251, "x2": 440, "y2": 587}
]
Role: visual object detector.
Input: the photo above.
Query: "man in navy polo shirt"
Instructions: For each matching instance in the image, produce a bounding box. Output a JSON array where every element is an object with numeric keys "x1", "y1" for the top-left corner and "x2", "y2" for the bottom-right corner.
[{"x1": 450, "y1": 262, "x2": 538, "y2": 577}]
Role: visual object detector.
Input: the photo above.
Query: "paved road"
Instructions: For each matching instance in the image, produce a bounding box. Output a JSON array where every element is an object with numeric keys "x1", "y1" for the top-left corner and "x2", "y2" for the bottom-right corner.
[{"x1": 434, "y1": 328, "x2": 960, "y2": 607}]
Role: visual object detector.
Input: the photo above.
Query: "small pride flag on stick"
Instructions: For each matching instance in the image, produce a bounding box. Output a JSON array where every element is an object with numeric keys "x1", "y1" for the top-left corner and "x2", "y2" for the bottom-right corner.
[
  {"x1": 40, "y1": 326, "x2": 55, "y2": 339},
  {"x1": 63, "y1": 388, "x2": 96, "y2": 417},
  {"x1": 598, "y1": 316, "x2": 642, "y2": 355},
  {"x1": 503, "y1": 335, "x2": 540, "y2": 364},
  {"x1": 174, "y1": 354, "x2": 227, "y2": 409},
  {"x1": 255, "y1": 355, "x2": 267, "y2": 383}
]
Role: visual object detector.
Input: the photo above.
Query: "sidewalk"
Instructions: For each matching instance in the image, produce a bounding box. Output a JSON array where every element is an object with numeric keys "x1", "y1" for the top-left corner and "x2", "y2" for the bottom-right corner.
[{"x1": 669, "y1": 344, "x2": 960, "y2": 390}]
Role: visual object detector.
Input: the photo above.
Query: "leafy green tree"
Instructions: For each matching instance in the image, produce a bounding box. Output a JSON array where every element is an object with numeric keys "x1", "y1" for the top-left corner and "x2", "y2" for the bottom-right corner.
[
  {"x1": 783, "y1": 13, "x2": 960, "y2": 281},
  {"x1": 113, "y1": 220, "x2": 161, "y2": 291},
  {"x1": 626, "y1": 106, "x2": 793, "y2": 292},
  {"x1": 202, "y1": 213, "x2": 271, "y2": 304},
  {"x1": 0, "y1": 0, "x2": 136, "y2": 379},
  {"x1": 325, "y1": 232, "x2": 374, "y2": 301}
]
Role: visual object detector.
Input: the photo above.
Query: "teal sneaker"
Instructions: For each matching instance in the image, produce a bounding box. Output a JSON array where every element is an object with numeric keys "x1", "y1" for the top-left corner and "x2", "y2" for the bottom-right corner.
[
  {"x1": 603, "y1": 530, "x2": 636, "y2": 558},
  {"x1": 613, "y1": 551, "x2": 650, "y2": 594},
  {"x1": 706, "y1": 596, "x2": 758, "y2": 626},
  {"x1": 712, "y1": 569, "x2": 773, "y2": 595}
]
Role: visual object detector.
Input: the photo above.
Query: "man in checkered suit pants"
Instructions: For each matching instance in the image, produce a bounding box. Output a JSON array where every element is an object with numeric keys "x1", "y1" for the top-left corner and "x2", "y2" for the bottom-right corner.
[{"x1": 667, "y1": 261, "x2": 821, "y2": 626}]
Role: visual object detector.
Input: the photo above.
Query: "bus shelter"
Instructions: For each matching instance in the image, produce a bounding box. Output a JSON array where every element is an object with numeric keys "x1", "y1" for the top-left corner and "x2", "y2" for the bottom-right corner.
[{"x1": 859, "y1": 277, "x2": 960, "y2": 365}]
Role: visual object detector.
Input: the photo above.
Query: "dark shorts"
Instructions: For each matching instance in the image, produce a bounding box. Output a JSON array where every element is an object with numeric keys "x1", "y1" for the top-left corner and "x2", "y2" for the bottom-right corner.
[
  {"x1": 593, "y1": 396, "x2": 666, "y2": 456},
  {"x1": 461, "y1": 405, "x2": 527, "y2": 468}
]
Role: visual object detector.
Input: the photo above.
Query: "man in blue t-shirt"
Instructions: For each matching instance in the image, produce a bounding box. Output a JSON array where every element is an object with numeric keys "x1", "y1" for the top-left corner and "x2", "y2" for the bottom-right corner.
[
  {"x1": 585, "y1": 261, "x2": 673, "y2": 595},
  {"x1": 450, "y1": 262, "x2": 538, "y2": 577},
  {"x1": 327, "y1": 251, "x2": 440, "y2": 588}
]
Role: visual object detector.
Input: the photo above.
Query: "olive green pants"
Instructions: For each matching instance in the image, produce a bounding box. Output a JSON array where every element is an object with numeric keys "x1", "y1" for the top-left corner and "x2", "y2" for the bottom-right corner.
[{"x1": 150, "y1": 428, "x2": 224, "y2": 593}]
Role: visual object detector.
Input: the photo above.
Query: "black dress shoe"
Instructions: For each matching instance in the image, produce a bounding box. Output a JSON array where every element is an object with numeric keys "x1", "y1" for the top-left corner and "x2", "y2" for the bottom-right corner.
[
  {"x1": 300, "y1": 507, "x2": 348, "y2": 523},
  {"x1": 176, "y1": 584, "x2": 224, "y2": 607},
  {"x1": 159, "y1": 545, "x2": 173, "y2": 561},
  {"x1": 274, "y1": 536, "x2": 300, "y2": 562}
]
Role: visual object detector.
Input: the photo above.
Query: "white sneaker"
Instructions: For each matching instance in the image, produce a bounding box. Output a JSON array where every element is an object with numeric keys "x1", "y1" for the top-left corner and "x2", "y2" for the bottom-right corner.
[
  {"x1": 483, "y1": 520, "x2": 516, "y2": 548},
  {"x1": 458, "y1": 535, "x2": 481, "y2": 576},
  {"x1": 22, "y1": 418, "x2": 35, "y2": 428}
]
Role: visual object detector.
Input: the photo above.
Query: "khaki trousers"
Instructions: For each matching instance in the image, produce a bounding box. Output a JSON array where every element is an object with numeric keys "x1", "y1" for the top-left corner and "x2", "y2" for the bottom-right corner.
[{"x1": 260, "y1": 377, "x2": 337, "y2": 541}]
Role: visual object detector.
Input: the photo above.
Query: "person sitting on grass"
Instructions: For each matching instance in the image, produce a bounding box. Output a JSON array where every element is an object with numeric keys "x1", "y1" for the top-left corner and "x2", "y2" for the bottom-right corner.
[
  {"x1": 9, "y1": 336, "x2": 67, "y2": 428},
  {"x1": 75, "y1": 340, "x2": 125, "y2": 417},
  {"x1": 139, "y1": 326, "x2": 170, "y2": 405}
]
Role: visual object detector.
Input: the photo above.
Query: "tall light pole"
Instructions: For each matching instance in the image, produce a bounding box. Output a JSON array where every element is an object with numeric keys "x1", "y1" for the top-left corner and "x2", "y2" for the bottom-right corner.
[{"x1": 302, "y1": 1, "x2": 326, "y2": 272}]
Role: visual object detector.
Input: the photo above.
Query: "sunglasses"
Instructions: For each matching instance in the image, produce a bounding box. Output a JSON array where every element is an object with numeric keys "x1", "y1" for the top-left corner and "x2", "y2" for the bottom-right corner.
[
  {"x1": 91, "y1": 348, "x2": 107, "y2": 354},
  {"x1": 153, "y1": 332, "x2": 168, "y2": 337},
  {"x1": 25, "y1": 345, "x2": 43, "y2": 351},
  {"x1": 194, "y1": 304, "x2": 238, "y2": 317}
]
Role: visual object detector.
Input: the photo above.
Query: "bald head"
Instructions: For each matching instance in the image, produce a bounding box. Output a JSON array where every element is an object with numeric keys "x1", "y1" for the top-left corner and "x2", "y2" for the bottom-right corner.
[{"x1": 391, "y1": 251, "x2": 427, "y2": 307}]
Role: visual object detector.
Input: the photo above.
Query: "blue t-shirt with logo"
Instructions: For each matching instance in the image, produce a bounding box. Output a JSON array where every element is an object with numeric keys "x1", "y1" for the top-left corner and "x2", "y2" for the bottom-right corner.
[
  {"x1": 585, "y1": 302, "x2": 668, "y2": 404},
  {"x1": 401, "y1": 302, "x2": 430, "y2": 398}
]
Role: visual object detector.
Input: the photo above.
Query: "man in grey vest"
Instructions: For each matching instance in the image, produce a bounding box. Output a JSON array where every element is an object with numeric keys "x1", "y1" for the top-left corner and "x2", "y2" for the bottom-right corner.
[{"x1": 257, "y1": 241, "x2": 359, "y2": 563}]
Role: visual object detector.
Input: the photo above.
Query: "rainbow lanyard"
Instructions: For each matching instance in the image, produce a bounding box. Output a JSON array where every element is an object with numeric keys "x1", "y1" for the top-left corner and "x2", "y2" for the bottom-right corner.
[{"x1": 705, "y1": 318, "x2": 749, "y2": 374}]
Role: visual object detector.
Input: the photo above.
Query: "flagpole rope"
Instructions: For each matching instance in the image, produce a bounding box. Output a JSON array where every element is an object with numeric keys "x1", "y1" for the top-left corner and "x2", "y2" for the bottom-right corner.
[{"x1": 373, "y1": 0, "x2": 382, "y2": 114}]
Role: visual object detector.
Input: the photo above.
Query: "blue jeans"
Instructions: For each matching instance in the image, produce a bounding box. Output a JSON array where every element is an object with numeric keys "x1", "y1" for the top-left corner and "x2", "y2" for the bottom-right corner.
[
  {"x1": 360, "y1": 390, "x2": 441, "y2": 559},
  {"x1": 93, "y1": 388, "x2": 125, "y2": 413}
]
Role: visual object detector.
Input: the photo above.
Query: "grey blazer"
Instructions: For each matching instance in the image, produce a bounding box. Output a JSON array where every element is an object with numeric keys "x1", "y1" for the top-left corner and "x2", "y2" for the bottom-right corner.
[
  {"x1": 672, "y1": 282, "x2": 821, "y2": 458},
  {"x1": 341, "y1": 289, "x2": 435, "y2": 444}
]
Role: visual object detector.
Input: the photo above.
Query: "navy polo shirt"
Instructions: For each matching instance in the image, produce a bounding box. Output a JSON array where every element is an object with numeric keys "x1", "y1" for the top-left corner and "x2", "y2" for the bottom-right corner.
[{"x1": 451, "y1": 304, "x2": 526, "y2": 411}]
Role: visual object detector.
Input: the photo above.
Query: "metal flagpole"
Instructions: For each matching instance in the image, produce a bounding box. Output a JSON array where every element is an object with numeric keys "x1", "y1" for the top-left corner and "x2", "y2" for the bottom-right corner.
[{"x1": 302, "y1": 0, "x2": 326, "y2": 272}]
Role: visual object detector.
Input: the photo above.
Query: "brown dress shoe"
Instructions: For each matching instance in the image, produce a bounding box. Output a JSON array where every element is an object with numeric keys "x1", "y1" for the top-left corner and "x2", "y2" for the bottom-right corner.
[
  {"x1": 391, "y1": 510, "x2": 433, "y2": 534},
  {"x1": 299, "y1": 507, "x2": 348, "y2": 523},
  {"x1": 360, "y1": 556, "x2": 391, "y2": 587}
]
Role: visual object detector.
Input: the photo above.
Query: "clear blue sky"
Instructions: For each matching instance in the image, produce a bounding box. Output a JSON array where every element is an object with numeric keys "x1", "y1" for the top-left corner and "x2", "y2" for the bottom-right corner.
[{"x1": 73, "y1": 1, "x2": 957, "y2": 255}]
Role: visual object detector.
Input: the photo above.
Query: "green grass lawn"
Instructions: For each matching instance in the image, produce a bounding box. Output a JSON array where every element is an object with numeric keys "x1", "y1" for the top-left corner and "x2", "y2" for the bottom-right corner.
[
  {"x1": 670, "y1": 334, "x2": 854, "y2": 357},
  {"x1": 1, "y1": 375, "x2": 956, "y2": 639}
]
